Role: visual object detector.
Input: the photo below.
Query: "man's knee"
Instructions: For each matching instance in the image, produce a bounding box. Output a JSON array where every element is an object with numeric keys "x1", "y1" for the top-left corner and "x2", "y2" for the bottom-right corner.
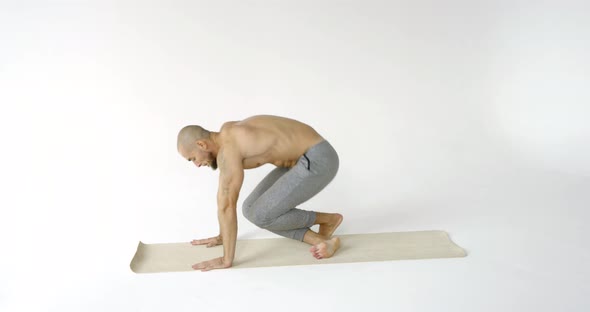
[
  {"x1": 242, "y1": 194, "x2": 256, "y2": 213},
  {"x1": 242, "y1": 202, "x2": 254, "y2": 222},
  {"x1": 242, "y1": 202, "x2": 273, "y2": 229}
]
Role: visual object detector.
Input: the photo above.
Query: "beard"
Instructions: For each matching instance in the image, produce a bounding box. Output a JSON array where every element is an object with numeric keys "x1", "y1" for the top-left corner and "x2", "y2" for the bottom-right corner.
[{"x1": 210, "y1": 158, "x2": 218, "y2": 170}]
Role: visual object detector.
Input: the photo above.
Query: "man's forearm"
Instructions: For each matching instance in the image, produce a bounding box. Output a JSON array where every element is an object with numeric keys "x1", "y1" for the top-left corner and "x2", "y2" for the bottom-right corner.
[{"x1": 218, "y1": 207, "x2": 237, "y2": 264}]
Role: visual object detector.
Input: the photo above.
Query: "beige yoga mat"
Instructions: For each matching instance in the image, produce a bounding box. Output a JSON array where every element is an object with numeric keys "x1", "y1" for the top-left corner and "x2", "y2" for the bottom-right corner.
[{"x1": 130, "y1": 230, "x2": 466, "y2": 273}]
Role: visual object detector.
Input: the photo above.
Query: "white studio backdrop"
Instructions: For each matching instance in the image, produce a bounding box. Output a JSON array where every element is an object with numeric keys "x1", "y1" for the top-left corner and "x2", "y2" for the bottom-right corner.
[{"x1": 0, "y1": 1, "x2": 588, "y2": 311}]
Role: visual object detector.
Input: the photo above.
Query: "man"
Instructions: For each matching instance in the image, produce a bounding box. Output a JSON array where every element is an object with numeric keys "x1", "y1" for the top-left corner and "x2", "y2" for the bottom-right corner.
[{"x1": 177, "y1": 115, "x2": 343, "y2": 271}]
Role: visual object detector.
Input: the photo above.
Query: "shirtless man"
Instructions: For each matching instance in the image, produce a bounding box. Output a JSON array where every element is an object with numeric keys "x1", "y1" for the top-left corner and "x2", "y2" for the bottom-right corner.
[{"x1": 176, "y1": 115, "x2": 343, "y2": 271}]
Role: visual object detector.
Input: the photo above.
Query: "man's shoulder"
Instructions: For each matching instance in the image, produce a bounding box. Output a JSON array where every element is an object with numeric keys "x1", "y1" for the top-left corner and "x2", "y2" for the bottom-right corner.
[
  {"x1": 220, "y1": 120, "x2": 256, "y2": 139},
  {"x1": 219, "y1": 120, "x2": 239, "y2": 131},
  {"x1": 217, "y1": 124, "x2": 248, "y2": 157}
]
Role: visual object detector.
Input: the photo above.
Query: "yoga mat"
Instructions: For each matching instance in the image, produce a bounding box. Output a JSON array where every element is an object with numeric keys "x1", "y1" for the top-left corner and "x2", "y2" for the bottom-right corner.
[{"x1": 130, "y1": 230, "x2": 466, "y2": 273}]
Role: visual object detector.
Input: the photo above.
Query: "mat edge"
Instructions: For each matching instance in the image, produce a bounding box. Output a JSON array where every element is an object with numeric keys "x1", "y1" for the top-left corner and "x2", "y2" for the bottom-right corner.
[
  {"x1": 129, "y1": 241, "x2": 146, "y2": 273},
  {"x1": 438, "y1": 230, "x2": 468, "y2": 257}
]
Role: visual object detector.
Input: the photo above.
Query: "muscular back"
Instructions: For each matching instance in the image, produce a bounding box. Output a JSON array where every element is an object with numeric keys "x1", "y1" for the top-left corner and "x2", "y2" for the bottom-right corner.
[{"x1": 219, "y1": 115, "x2": 324, "y2": 169}]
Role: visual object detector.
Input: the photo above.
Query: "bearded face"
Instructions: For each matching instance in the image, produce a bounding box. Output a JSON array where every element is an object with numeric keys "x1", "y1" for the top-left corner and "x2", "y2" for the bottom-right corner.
[{"x1": 180, "y1": 147, "x2": 218, "y2": 171}]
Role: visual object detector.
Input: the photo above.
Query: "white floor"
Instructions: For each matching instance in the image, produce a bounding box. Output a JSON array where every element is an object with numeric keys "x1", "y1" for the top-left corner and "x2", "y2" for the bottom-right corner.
[{"x1": 2, "y1": 151, "x2": 588, "y2": 312}]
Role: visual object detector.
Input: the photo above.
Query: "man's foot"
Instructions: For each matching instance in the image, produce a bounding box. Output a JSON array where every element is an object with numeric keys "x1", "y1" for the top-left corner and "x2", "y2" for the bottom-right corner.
[
  {"x1": 309, "y1": 237, "x2": 341, "y2": 259},
  {"x1": 318, "y1": 213, "x2": 343, "y2": 238}
]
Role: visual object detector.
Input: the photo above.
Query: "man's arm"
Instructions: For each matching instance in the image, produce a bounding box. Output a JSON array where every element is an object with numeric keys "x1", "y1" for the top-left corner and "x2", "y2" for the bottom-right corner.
[
  {"x1": 191, "y1": 145, "x2": 244, "y2": 272},
  {"x1": 216, "y1": 146, "x2": 244, "y2": 266}
]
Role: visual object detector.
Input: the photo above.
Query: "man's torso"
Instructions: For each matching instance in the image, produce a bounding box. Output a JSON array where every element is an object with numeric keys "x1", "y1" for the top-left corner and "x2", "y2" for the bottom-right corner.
[{"x1": 219, "y1": 115, "x2": 324, "y2": 169}]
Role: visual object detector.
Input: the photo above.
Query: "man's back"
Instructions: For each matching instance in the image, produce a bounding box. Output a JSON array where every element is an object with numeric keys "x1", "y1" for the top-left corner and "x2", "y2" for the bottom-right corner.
[{"x1": 220, "y1": 115, "x2": 324, "y2": 169}]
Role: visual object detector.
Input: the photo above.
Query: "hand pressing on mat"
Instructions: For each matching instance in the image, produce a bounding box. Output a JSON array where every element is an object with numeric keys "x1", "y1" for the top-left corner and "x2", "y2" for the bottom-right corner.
[
  {"x1": 192, "y1": 257, "x2": 232, "y2": 272},
  {"x1": 191, "y1": 235, "x2": 222, "y2": 248}
]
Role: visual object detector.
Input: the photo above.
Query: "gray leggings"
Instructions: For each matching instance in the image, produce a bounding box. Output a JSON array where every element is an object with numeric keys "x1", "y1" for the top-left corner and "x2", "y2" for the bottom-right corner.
[{"x1": 242, "y1": 140, "x2": 339, "y2": 241}]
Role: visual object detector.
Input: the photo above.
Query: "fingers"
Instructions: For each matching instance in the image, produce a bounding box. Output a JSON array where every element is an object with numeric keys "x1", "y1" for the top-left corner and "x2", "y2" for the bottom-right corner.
[
  {"x1": 191, "y1": 239, "x2": 205, "y2": 245},
  {"x1": 191, "y1": 237, "x2": 221, "y2": 246},
  {"x1": 206, "y1": 240, "x2": 221, "y2": 247},
  {"x1": 192, "y1": 259, "x2": 215, "y2": 270},
  {"x1": 192, "y1": 261, "x2": 206, "y2": 270},
  {"x1": 191, "y1": 238, "x2": 213, "y2": 246},
  {"x1": 192, "y1": 257, "x2": 230, "y2": 272},
  {"x1": 192, "y1": 260, "x2": 216, "y2": 272},
  {"x1": 192, "y1": 258, "x2": 210, "y2": 270},
  {"x1": 201, "y1": 265, "x2": 214, "y2": 272}
]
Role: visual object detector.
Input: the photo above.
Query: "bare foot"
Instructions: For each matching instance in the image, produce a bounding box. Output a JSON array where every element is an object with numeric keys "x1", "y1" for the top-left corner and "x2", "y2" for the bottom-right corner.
[
  {"x1": 309, "y1": 237, "x2": 341, "y2": 259},
  {"x1": 318, "y1": 213, "x2": 343, "y2": 238}
]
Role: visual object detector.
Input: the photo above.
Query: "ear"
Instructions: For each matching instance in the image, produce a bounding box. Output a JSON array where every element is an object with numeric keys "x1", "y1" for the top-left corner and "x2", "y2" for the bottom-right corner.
[{"x1": 196, "y1": 140, "x2": 208, "y2": 151}]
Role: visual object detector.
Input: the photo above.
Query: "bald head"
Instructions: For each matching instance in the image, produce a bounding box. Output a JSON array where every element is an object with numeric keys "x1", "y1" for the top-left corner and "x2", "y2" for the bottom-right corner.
[{"x1": 177, "y1": 125, "x2": 211, "y2": 152}]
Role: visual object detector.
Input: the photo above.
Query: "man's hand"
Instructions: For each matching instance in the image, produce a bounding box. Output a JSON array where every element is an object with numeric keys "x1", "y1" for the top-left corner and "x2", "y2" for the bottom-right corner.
[
  {"x1": 192, "y1": 257, "x2": 232, "y2": 272},
  {"x1": 191, "y1": 235, "x2": 222, "y2": 248}
]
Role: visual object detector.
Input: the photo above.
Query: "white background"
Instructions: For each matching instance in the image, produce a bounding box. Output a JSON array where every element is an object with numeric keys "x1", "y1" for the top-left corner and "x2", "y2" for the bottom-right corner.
[{"x1": 1, "y1": 1, "x2": 589, "y2": 311}]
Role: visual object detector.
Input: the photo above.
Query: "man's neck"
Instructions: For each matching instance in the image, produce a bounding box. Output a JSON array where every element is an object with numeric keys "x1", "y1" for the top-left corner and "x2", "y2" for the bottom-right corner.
[{"x1": 209, "y1": 132, "x2": 221, "y2": 156}]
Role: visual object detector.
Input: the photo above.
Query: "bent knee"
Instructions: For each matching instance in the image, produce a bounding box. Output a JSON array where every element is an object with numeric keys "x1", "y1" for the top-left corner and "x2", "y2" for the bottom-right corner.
[
  {"x1": 242, "y1": 202, "x2": 254, "y2": 221},
  {"x1": 242, "y1": 204, "x2": 272, "y2": 229}
]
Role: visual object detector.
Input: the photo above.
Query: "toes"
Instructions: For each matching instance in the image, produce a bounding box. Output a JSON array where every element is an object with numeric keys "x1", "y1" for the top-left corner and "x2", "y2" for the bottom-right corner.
[
  {"x1": 310, "y1": 248, "x2": 318, "y2": 258},
  {"x1": 311, "y1": 242, "x2": 330, "y2": 260},
  {"x1": 311, "y1": 248, "x2": 322, "y2": 259},
  {"x1": 313, "y1": 249, "x2": 324, "y2": 259}
]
